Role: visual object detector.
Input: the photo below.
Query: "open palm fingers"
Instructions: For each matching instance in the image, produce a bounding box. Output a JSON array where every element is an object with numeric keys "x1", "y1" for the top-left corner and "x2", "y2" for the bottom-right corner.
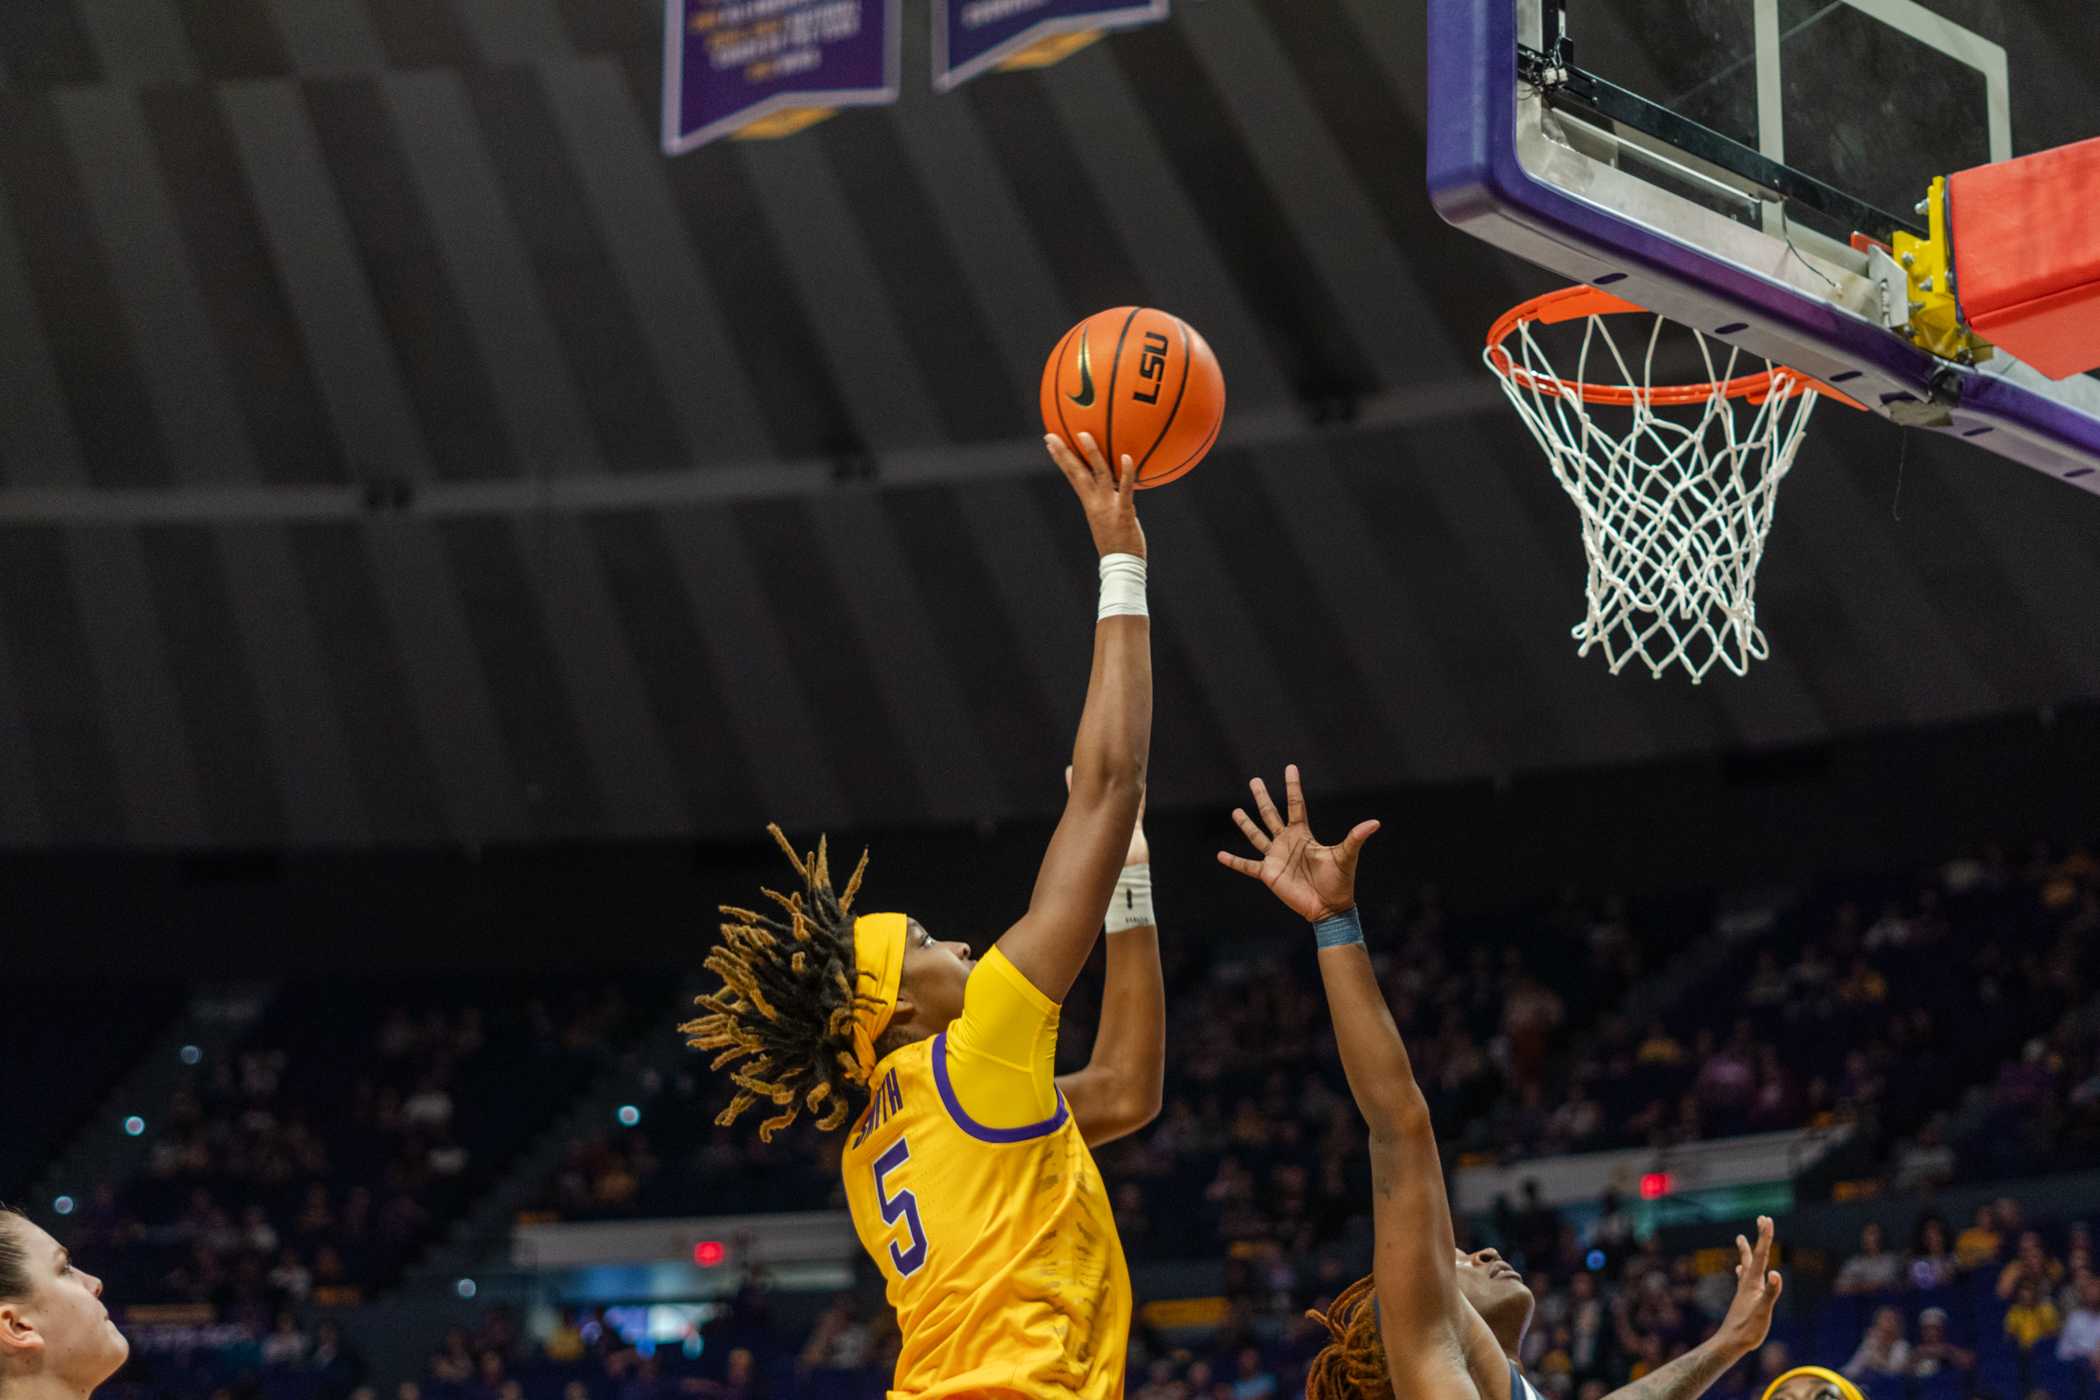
[
  {"x1": 1231, "y1": 807, "x2": 1271, "y2": 853},
  {"x1": 1249, "y1": 776, "x2": 1286, "y2": 835}
]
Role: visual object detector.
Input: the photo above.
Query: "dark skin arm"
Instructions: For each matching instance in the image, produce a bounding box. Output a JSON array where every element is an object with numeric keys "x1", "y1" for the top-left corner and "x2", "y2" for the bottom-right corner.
[
  {"x1": 993, "y1": 432, "x2": 1152, "y2": 1007},
  {"x1": 1220, "y1": 766, "x2": 1505, "y2": 1400},
  {"x1": 1057, "y1": 768, "x2": 1165, "y2": 1146},
  {"x1": 1220, "y1": 770, "x2": 1786, "y2": 1400}
]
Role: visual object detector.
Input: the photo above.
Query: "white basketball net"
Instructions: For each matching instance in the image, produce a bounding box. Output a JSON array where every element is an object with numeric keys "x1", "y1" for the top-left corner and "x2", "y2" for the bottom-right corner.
[{"x1": 1486, "y1": 308, "x2": 1824, "y2": 683}]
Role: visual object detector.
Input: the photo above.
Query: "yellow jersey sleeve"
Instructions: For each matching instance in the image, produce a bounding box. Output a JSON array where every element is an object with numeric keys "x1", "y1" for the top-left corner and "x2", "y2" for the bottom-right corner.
[{"x1": 941, "y1": 946, "x2": 1061, "y2": 1131}]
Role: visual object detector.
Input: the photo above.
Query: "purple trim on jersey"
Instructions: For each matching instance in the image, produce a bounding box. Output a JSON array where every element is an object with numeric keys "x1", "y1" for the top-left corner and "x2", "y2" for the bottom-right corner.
[{"x1": 930, "y1": 1031, "x2": 1069, "y2": 1142}]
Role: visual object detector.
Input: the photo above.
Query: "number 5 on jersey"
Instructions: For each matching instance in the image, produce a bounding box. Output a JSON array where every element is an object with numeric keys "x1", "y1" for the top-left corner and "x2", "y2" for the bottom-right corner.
[{"x1": 873, "y1": 1138, "x2": 927, "y2": 1275}]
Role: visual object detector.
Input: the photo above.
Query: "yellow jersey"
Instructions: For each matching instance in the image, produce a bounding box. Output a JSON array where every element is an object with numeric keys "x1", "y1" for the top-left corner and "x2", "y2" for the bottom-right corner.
[{"x1": 841, "y1": 947, "x2": 1131, "y2": 1399}]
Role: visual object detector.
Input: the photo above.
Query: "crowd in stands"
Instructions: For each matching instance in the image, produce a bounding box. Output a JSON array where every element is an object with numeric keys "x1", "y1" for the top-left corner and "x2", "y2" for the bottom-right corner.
[
  {"x1": 532, "y1": 880, "x2": 1691, "y2": 1229},
  {"x1": 273, "y1": 1185, "x2": 2086, "y2": 1400},
  {"x1": 49, "y1": 834, "x2": 2100, "y2": 1400},
  {"x1": 74, "y1": 980, "x2": 653, "y2": 1323},
  {"x1": 1518, "y1": 843, "x2": 2096, "y2": 1180},
  {"x1": 538, "y1": 841, "x2": 2098, "y2": 1267},
  {"x1": 1813, "y1": 1199, "x2": 2100, "y2": 1399}
]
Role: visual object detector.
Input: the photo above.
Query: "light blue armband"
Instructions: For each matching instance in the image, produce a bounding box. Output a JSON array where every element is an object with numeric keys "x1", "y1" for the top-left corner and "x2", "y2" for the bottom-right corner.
[{"x1": 1313, "y1": 906, "x2": 1364, "y2": 949}]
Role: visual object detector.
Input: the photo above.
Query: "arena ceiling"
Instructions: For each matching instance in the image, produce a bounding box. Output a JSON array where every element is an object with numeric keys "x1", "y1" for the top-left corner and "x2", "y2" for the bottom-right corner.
[{"x1": 0, "y1": 0, "x2": 2096, "y2": 847}]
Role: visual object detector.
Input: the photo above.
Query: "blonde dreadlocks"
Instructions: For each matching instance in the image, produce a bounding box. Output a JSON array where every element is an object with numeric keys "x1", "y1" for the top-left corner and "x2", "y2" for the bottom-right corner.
[
  {"x1": 1304, "y1": 1274, "x2": 1395, "y2": 1400},
  {"x1": 682, "y1": 824, "x2": 884, "y2": 1143}
]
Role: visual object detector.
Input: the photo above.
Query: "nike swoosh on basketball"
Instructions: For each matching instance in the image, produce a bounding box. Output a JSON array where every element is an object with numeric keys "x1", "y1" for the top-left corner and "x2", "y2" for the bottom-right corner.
[{"x1": 1068, "y1": 331, "x2": 1097, "y2": 408}]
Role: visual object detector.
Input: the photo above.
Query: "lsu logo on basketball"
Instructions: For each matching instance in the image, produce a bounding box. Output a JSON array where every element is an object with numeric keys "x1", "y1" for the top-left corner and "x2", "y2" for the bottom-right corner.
[{"x1": 1132, "y1": 331, "x2": 1170, "y2": 405}]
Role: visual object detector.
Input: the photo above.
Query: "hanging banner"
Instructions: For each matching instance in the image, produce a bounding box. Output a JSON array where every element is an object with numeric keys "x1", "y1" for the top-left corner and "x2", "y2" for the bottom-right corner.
[
  {"x1": 933, "y1": 0, "x2": 1168, "y2": 92},
  {"x1": 662, "y1": 0, "x2": 900, "y2": 154}
]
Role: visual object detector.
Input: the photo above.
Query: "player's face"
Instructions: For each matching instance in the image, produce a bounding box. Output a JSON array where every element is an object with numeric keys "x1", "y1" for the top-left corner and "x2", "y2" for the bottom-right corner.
[
  {"x1": 900, "y1": 919, "x2": 974, "y2": 1029},
  {"x1": 0, "y1": 1218, "x2": 129, "y2": 1389},
  {"x1": 1454, "y1": 1246, "x2": 1535, "y2": 1353}
]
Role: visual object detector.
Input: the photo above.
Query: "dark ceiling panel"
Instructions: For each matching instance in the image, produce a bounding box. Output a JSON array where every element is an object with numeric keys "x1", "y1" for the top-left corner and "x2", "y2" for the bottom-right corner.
[
  {"x1": 464, "y1": 64, "x2": 691, "y2": 476},
  {"x1": 0, "y1": 91, "x2": 173, "y2": 489},
  {"x1": 143, "y1": 83, "x2": 349, "y2": 485},
  {"x1": 138, "y1": 524, "x2": 289, "y2": 845},
  {"x1": 0, "y1": 0, "x2": 2092, "y2": 849},
  {"x1": 288, "y1": 521, "x2": 451, "y2": 843},
  {"x1": 303, "y1": 73, "x2": 518, "y2": 483},
  {"x1": 0, "y1": 527, "x2": 125, "y2": 843},
  {"x1": 0, "y1": 0, "x2": 101, "y2": 85}
]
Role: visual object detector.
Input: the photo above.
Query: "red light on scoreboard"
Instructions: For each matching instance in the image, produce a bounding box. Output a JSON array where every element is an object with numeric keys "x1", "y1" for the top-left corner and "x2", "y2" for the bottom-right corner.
[
  {"x1": 693, "y1": 1240, "x2": 726, "y2": 1268},
  {"x1": 1639, "y1": 1172, "x2": 1673, "y2": 1199}
]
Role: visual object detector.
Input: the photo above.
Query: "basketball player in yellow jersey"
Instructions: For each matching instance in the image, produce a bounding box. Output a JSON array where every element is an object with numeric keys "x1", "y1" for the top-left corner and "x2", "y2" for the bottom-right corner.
[{"x1": 687, "y1": 430, "x2": 1157, "y2": 1400}]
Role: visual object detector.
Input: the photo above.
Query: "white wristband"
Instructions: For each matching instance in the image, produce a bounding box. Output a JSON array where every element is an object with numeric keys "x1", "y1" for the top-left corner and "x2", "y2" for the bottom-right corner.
[
  {"x1": 1097, "y1": 552, "x2": 1148, "y2": 621},
  {"x1": 1105, "y1": 863, "x2": 1154, "y2": 934}
]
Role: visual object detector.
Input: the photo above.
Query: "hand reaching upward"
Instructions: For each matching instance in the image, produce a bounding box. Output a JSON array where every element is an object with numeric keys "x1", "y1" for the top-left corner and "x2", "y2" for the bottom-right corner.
[
  {"x1": 1045, "y1": 432, "x2": 1145, "y2": 560},
  {"x1": 1216, "y1": 764, "x2": 1379, "y2": 923},
  {"x1": 1715, "y1": 1215, "x2": 1785, "y2": 1360}
]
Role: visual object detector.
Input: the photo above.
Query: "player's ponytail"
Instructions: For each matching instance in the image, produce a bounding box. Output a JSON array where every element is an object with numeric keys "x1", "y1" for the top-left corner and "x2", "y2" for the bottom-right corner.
[
  {"x1": 1304, "y1": 1273, "x2": 1395, "y2": 1400},
  {"x1": 684, "y1": 825, "x2": 890, "y2": 1143}
]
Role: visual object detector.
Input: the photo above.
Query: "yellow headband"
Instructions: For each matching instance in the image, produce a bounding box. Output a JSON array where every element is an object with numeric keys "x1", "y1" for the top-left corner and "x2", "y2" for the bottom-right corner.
[
  {"x1": 1762, "y1": 1367, "x2": 1864, "y2": 1400},
  {"x1": 850, "y1": 913, "x2": 909, "y2": 1081}
]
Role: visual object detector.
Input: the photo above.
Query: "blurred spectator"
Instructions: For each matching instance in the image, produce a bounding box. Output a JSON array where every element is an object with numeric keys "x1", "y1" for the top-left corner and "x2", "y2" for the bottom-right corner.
[
  {"x1": 1635, "y1": 1023, "x2": 1686, "y2": 1068},
  {"x1": 2005, "y1": 1279, "x2": 2064, "y2": 1352},
  {"x1": 1907, "y1": 1308, "x2": 1974, "y2": 1378},
  {"x1": 1843, "y1": 1306, "x2": 1910, "y2": 1380},
  {"x1": 690, "y1": 1347, "x2": 761, "y2": 1399},
  {"x1": 544, "y1": 1310, "x2": 586, "y2": 1364},
  {"x1": 1997, "y1": 1230, "x2": 2066, "y2": 1301},
  {"x1": 797, "y1": 1294, "x2": 872, "y2": 1374},
  {"x1": 1230, "y1": 1345, "x2": 1277, "y2": 1400},
  {"x1": 2060, "y1": 1274, "x2": 2100, "y2": 1364},
  {"x1": 1907, "y1": 1215, "x2": 1959, "y2": 1291},
  {"x1": 260, "y1": 1309, "x2": 310, "y2": 1368},
  {"x1": 1833, "y1": 1223, "x2": 1902, "y2": 1296},
  {"x1": 1956, "y1": 1202, "x2": 2004, "y2": 1271},
  {"x1": 430, "y1": 1327, "x2": 474, "y2": 1384},
  {"x1": 1891, "y1": 1118, "x2": 1957, "y2": 1193},
  {"x1": 311, "y1": 1319, "x2": 368, "y2": 1400}
]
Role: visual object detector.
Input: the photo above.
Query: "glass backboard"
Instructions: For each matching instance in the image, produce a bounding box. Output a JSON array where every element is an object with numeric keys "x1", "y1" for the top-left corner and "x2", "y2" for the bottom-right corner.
[{"x1": 1426, "y1": 0, "x2": 2100, "y2": 490}]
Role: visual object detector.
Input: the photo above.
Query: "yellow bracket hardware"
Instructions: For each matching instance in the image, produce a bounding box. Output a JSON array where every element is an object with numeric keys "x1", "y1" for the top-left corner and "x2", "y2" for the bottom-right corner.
[{"x1": 1889, "y1": 176, "x2": 1993, "y2": 366}]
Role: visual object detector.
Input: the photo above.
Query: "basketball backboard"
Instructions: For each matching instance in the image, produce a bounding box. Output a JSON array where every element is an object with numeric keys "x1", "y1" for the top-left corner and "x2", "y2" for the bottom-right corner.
[{"x1": 1427, "y1": 0, "x2": 2100, "y2": 493}]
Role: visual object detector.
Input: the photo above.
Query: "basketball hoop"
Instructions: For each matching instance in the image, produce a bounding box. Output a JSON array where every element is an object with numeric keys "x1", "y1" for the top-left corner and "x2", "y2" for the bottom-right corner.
[{"x1": 1485, "y1": 286, "x2": 1857, "y2": 684}]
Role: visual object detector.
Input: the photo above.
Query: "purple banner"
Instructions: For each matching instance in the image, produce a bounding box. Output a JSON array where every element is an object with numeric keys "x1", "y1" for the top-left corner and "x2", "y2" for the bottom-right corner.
[
  {"x1": 662, "y1": 0, "x2": 900, "y2": 154},
  {"x1": 933, "y1": 0, "x2": 1168, "y2": 92}
]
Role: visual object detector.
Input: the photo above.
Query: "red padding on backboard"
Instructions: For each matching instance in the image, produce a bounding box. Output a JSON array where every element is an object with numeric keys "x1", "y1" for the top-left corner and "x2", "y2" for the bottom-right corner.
[{"x1": 1950, "y1": 136, "x2": 2100, "y2": 379}]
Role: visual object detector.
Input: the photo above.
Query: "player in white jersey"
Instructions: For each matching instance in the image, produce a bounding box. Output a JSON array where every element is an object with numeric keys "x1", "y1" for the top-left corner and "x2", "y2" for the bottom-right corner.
[{"x1": 1219, "y1": 765, "x2": 1788, "y2": 1400}]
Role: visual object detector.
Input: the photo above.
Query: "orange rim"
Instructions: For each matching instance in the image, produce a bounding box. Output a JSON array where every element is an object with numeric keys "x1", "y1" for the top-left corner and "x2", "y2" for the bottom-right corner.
[{"x1": 1486, "y1": 285, "x2": 1866, "y2": 410}]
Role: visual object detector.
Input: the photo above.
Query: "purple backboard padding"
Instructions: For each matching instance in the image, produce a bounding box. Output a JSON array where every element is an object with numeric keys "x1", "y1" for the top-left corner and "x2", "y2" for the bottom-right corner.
[{"x1": 1424, "y1": 0, "x2": 2100, "y2": 476}]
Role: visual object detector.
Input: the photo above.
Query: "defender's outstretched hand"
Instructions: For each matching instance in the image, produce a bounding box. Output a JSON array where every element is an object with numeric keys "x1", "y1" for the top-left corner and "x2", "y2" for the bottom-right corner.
[
  {"x1": 1046, "y1": 432, "x2": 1145, "y2": 560},
  {"x1": 1216, "y1": 764, "x2": 1379, "y2": 922},
  {"x1": 1716, "y1": 1215, "x2": 1785, "y2": 1359}
]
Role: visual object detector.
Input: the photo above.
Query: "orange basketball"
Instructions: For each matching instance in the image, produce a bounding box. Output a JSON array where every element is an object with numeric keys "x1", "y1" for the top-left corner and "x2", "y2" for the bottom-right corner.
[{"x1": 1040, "y1": 307, "x2": 1225, "y2": 488}]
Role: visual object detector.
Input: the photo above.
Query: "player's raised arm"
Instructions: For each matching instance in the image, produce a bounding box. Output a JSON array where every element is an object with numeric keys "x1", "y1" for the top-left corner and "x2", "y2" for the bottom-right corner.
[
  {"x1": 993, "y1": 432, "x2": 1153, "y2": 1006},
  {"x1": 1599, "y1": 1218, "x2": 1784, "y2": 1400},
  {"x1": 1056, "y1": 766, "x2": 1165, "y2": 1146},
  {"x1": 1220, "y1": 767, "x2": 1505, "y2": 1400}
]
